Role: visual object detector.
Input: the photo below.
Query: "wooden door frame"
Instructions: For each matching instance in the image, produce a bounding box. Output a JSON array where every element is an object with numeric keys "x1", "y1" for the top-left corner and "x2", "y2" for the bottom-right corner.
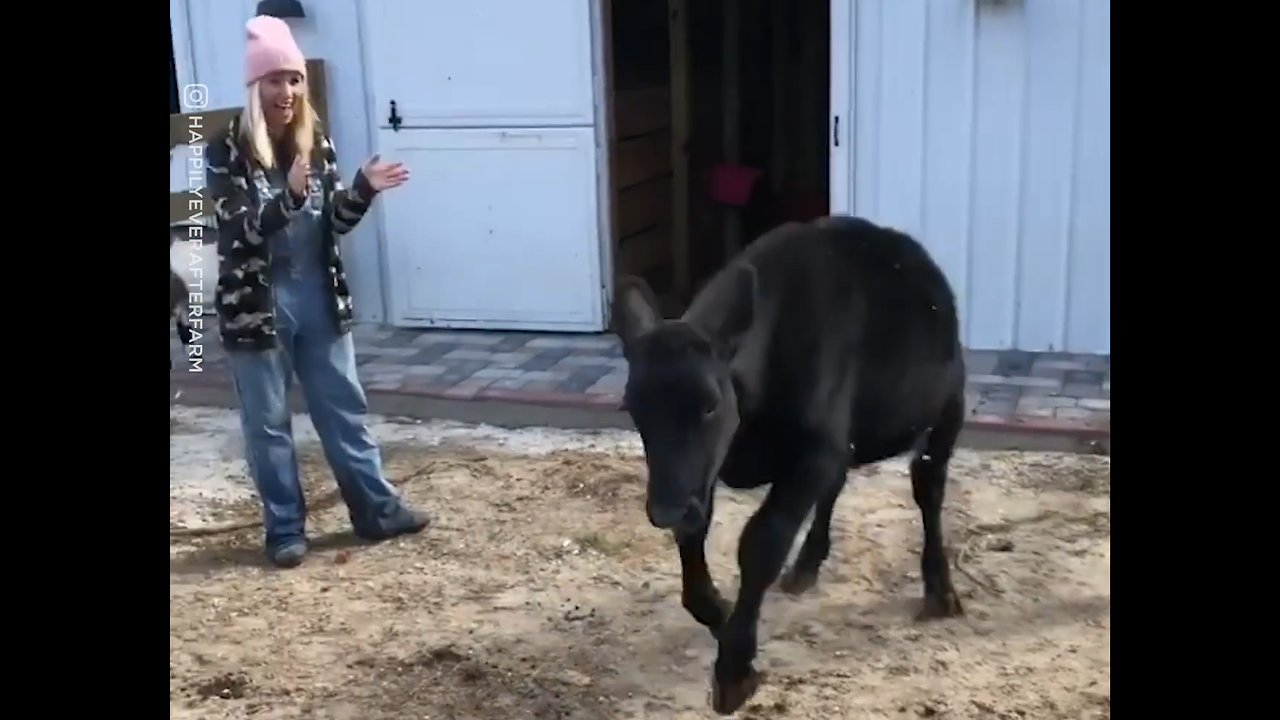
[
  {"x1": 829, "y1": 0, "x2": 856, "y2": 215},
  {"x1": 597, "y1": 0, "x2": 693, "y2": 326},
  {"x1": 598, "y1": 0, "x2": 854, "y2": 325},
  {"x1": 592, "y1": 0, "x2": 618, "y2": 330}
]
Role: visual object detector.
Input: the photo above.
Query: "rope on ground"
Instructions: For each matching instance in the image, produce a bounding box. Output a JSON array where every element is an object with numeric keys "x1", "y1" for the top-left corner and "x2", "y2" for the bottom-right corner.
[{"x1": 168, "y1": 463, "x2": 436, "y2": 539}]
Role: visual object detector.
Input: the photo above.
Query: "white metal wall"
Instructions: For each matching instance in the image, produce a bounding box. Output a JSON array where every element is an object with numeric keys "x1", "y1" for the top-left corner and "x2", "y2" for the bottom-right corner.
[
  {"x1": 169, "y1": 0, "x2": 388, "y2": 324},
  {"x1": 850, "y1": 0, "x2": 1109, "y2": 354}
]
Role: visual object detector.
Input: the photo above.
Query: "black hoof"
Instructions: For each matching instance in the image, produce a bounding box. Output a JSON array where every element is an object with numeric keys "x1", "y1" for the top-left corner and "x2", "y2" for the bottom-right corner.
[
  {"x1": 711, "y1": 667, "x2": 763, "y2": 715},
  {"x1": 916, "y1": 588, "x2": 964, "y2": 621}
]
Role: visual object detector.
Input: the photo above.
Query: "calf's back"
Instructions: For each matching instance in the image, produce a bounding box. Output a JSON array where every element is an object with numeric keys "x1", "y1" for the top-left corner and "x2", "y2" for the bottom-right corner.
[{"x1": 729, "y1": 216, "x2": 965, "y2": 462}]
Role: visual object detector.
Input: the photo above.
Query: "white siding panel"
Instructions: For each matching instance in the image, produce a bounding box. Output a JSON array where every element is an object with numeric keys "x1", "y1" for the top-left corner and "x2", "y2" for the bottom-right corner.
[
  {"x1": 853, "y1": 0, "x2": 882, "y2": 220},
  {"x1": 967, "y1": 5, "x2": 1023, "y2": 351},
  {"x1": 874, "y1": 1, "x2": 925, "y2": 231},
  {"x1": 1016, "y1": 0, "x2": 1082, "y2": 351},
  {"x1": 921, "y1": 0, "x2": 976, "y2": 331},
  {"x1": 1066, "y1": 0, "x2": 1110, "y2": 354},
  {"x1": 852, "y1": 0, "x2": 1110, "y2": 354}
]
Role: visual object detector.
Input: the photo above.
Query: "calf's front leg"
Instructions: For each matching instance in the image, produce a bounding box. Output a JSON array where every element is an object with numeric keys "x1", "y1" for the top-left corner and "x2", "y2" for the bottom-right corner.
[
  {"x1": 710, "y1": 452, "x2": 836, "y2": 715},
  {"x1": 676, "y1": 490, "x2": 732, "y2": 633}
]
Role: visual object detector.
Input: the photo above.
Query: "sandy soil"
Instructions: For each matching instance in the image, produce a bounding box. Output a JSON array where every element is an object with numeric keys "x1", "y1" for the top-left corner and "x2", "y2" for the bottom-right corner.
[{"x1": 170, "y1": 406, "x2": 1110, "y2": 720}]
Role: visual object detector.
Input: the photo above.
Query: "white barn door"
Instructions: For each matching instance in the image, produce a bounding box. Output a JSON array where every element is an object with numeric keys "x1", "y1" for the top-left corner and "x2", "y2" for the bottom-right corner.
[{"x1": 361, "y1": 0, "x2": 609, "y2": 332}]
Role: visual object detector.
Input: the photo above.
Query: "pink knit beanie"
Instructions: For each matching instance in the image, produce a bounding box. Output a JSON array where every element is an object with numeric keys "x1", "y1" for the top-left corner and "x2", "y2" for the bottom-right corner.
[{"x1": 244, "y1": 15, "x2": 306, "y2": 86}]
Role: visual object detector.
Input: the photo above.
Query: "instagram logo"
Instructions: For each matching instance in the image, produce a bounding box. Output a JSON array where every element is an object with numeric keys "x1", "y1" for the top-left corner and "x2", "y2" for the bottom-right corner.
[{"x1": 182, "y1": 83, "x2": 209, "y2": 110}]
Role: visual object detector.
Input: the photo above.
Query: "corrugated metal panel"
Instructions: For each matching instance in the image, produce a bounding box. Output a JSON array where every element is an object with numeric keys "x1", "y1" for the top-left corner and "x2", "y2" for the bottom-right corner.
[{"x1": 852, "y1": 0, "x2": 1109, "y2": 354}]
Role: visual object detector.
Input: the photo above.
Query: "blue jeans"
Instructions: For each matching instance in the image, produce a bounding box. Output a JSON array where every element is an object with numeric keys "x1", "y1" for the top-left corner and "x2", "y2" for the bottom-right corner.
[{"x1": 227, "y1": 263, "x2": 404, "y2": 552}]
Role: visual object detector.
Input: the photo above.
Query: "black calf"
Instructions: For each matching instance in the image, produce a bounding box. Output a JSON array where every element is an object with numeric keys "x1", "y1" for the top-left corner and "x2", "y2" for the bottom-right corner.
[{"x1": 613, "y1": 215, "x2": 967, "y2": 715}]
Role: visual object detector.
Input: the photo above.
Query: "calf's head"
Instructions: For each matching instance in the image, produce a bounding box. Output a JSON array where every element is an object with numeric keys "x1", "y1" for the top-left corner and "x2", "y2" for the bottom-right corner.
[{"x1": 613, "y1": 267, "x2": 757, "y2": 534}]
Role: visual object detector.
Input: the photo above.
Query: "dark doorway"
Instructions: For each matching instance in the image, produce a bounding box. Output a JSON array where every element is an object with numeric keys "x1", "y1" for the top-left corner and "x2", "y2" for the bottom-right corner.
[{"x1": 605, "y1": 0, "x2": 831, "y2": 315}]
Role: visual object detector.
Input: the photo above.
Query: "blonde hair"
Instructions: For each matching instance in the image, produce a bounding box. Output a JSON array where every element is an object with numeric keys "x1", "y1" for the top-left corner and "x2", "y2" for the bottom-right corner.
[{"x1": 240, "y1": 76, "x2": 320, "y2": 170}]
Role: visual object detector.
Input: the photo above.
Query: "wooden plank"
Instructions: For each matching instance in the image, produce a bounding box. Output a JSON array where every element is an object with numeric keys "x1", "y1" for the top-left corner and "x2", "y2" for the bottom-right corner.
[
  {"x1": 795, "y1": 0, "x2": 825, "y2": 196},
  {"x1": 601, "y1": 0, "x2": 623, "y2": 292},
  {"x1": 668, "y1": 0, "x2": 692, "y2": 301},
  {"x1": 618, "y1": 224, "x2": 670, "y2": 276},
  {"x1": 616, "y1": 175, "x2": 673, "y2": 240},
  {"x1": 305, "y1": 58, "x2": 329, "y2": 125},
  {"x1": 613, "y1": 129, "x2": 672, "y2": 189},
  {"x1": 770, "y1": 0, "x2": 789, "y2": 194},
  {"x1": 613, "y1": 85, "x2": 670, "y2": 139},
  {"x1": 722, "y1": 0, "x2": 741, "y2": 259}
]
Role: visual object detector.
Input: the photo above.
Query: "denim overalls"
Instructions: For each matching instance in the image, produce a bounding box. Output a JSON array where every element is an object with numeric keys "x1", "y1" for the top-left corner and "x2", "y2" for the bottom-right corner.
[{"x1": 225, "y1": 163, "x2": 407, "y2": 553}]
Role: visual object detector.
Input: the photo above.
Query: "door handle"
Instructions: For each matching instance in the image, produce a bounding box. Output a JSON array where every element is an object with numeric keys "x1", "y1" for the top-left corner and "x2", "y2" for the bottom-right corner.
[{"x1": 387, "y1": 100, "x2": 402, "y2": 131}]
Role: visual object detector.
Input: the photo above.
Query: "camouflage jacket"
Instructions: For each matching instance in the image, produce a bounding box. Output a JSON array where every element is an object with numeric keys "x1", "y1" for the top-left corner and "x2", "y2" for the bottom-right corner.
[{"x1": 205, "y1": 114, "x2": 376, "y2": 351}]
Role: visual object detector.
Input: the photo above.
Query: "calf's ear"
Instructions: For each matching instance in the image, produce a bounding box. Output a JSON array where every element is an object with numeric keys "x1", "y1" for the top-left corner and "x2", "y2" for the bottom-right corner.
[
  {"x1": 685, "y1": 262, "x2": 757, "y2": 355},
  {"x1": 612, "y1": 275, "x2": 661, "y2": 356}
]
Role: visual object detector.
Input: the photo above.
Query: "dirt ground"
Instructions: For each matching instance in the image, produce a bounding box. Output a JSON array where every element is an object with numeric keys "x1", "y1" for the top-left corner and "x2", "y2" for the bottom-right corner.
[{"x1": 170, "y1": 406, "x2": 1110, "y2": 720}]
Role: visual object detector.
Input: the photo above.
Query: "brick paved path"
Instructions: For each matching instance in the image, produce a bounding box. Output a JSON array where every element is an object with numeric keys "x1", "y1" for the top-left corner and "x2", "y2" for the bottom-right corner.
[{"x1": 171, "y1": 325, "x2": 1109, "y2": 438}]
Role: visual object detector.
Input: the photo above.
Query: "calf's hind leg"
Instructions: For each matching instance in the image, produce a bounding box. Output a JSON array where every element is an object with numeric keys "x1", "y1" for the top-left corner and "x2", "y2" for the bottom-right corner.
[
  {"x1": 912, "y1": 393, "x2": 965, "y2": 620},
  {"x1": 779, "y1": 474, "x2": 848, "y2": 595}
]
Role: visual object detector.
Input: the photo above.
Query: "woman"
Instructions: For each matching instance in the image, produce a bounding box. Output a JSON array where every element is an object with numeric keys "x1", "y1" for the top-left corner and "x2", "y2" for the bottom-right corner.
[{"x1": 205, "y1": 15, "x2": 429, "y2": 567}]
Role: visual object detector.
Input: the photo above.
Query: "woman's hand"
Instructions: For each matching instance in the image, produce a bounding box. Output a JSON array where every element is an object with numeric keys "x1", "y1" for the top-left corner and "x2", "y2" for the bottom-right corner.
[
  {"x1": 361, "y1": 154, "x2": 410, "y2": 192},
  {"x1": 287, "y1": 154, "x2": 308, "y2": 197}
]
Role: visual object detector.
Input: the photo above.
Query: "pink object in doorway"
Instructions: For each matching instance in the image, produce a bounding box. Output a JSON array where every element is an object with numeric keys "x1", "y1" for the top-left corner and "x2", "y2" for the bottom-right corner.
[{"x1": 708, "y1": 163, "x2": 764, "y2": 207}]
